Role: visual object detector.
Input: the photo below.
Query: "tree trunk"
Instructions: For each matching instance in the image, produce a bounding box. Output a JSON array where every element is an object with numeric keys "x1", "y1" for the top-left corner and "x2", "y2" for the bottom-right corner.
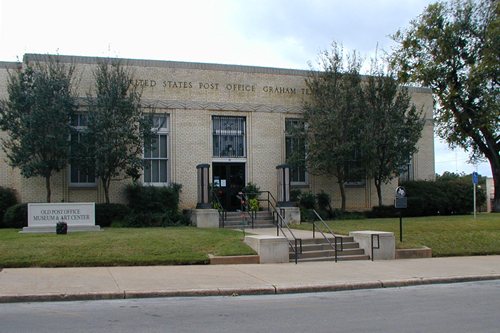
[
  {"x1": 375, "y1": 178, "x2": 383, "y2": 207},
  {"x1": 338, "y1": 180, "x2": 346, "y2": 212},
  {"x1": 102, "y1": 177, "x2": 110, "y2": 204},
  {"x1": 492, "y1": 165, "x2": 500, "y2": 213},
  {"x1": 45, "y1": 175, "x2": 51, "y2": 203}
]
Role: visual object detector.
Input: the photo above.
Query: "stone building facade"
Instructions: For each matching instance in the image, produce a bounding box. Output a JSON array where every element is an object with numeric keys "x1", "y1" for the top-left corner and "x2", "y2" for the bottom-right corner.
[{"x1": 0, "y1": 54, "x2": 435, "y2": 211}]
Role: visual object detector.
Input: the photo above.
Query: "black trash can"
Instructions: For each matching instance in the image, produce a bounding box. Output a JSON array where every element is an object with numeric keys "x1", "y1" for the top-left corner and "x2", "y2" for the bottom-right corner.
[{"x1": 56, "y1": 221, "x2": 68, "y2": 234}]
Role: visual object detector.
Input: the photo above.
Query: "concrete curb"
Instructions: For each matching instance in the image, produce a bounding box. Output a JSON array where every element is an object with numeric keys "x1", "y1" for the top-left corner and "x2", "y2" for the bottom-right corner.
[{"x1": 1, "y1": 274, "x2": 499, "y2": 304}]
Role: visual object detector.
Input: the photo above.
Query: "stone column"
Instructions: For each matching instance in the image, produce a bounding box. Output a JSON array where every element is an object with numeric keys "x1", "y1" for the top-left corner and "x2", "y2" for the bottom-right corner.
[
  {"x1": 196, "y1": 164, "x2": 211, "y2": 209},
  {"x1": 276, "y1": 164, "x2": 293, "y2": 207}
]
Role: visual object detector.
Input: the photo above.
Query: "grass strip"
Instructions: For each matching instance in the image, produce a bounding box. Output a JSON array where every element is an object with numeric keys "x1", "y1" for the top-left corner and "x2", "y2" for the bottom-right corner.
[
  {"x1": 0, "y1": 227, "x2": 255, "y2": 268},
  {"x1": 293, "y1": 214, "x2": 500, "y2": 257}
]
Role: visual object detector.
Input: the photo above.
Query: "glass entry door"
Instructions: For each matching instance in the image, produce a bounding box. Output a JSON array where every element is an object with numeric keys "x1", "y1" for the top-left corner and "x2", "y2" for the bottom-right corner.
[{"x1": 212, "y1": 163, "x2": 245, "y2": 211}]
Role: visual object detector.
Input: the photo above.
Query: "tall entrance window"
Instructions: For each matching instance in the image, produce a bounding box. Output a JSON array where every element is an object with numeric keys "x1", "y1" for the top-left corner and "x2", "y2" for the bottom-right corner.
[
  {"x1": 144, "y1": 114, "x2": 169, "y2": 185},
  {"x1": 69, "y1": 113, "x2": 96, "y2": 187},
  {"x1": 285, "y1": 118, "x2": 307, "y2": 184},
  {"x1": 212, "y1": 116, "x2": 246, "y2": 158}
]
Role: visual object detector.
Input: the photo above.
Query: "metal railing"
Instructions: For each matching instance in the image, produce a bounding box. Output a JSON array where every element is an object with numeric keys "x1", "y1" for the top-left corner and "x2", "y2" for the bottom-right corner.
[
  {"x1": 216, "y1": 190, "x2": 302, "y2": 263},
  {"x1": 241, "y1": 192, "x2": 255, "y2": 229},
  {"x1": 310, "y1": 209, "x2": 343, "y2": 263},
  {"x1": 371, "y1": 234, "x2": 380, "y2": 261},
  {"x1": 244, "y1": 191, "x2": 302, "y2": 263},
  {"x1": 211, "y1": 190, "x2": 226, "y2": 228}
]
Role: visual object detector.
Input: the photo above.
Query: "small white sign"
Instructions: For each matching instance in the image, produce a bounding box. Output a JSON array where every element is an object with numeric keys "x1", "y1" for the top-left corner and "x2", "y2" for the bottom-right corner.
[{"x1": 28, "y1": 203, "x2": 96, "y2": 227}]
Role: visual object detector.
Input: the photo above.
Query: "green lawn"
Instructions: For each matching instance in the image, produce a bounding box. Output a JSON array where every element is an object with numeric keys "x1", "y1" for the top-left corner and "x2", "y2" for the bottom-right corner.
[
  {"x1": 0, "y1": 227, "x2": 255, "y2": 268},
  {"x1": 1, "y1": 214, "x2": 498, "y2": 268},
  {"x1": 293, "y1": 214, "x2": 500, "y2": 257}
]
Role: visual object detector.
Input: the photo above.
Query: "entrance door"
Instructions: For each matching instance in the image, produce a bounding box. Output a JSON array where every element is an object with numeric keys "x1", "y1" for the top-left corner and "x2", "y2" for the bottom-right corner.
[{"x1": 212, "y1": 163, "x2": 245, "y2": 211}]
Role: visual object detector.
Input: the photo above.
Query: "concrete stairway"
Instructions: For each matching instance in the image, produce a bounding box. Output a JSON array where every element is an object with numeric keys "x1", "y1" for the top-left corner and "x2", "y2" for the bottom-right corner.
[
  {"x1": 290, "y1": 236, "x2": 370, "y2": 262},
  {"x1": 224, "y1": 211, "x2": 275, "y2": 228}
]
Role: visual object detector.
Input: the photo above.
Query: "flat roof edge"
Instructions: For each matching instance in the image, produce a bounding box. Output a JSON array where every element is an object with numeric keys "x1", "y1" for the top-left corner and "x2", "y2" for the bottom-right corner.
[
  {"x1": 0, "y1": 61, "x2": 21, "y2": 69},
  {"x1": 23, "y1": 54, "x2": 311, "y2": 76},
  {"x1": 19, "y1": 54, "x2": 432, "y2": 93}
]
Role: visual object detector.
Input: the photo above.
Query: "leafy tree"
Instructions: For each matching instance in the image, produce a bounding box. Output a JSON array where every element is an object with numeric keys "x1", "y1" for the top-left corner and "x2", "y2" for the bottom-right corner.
[
  {"x1": 392, "y1": 0, "x2": 500, "y2": 211},
  {"x1": 363, "y1": 58, "x2": 425, "y2": 206},
  {"x1": 301, "y1": 43, "x2": 366, "y2": 211},
  {"x1": 0, "y1": 57, "x2": 77, "y2": 202},
  {"x1": 80, "y1": 61, "x2": 152, "y2": 203}
]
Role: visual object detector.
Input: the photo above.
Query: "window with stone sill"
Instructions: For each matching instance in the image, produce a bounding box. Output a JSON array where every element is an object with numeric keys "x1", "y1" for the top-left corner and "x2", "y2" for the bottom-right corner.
[
  {"x1": 69, "y1": 113, "x2": 96, "y2": 187},
  {"x1": 285, "y1": 118, "x2": 307, "y2": 184},
  {"x1": 144, "y1": 114, "x2": 169, "y2": 185}
]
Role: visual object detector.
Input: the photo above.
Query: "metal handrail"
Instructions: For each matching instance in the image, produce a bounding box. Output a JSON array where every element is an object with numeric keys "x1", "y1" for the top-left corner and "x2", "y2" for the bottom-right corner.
[
  {"x1": 311, "y1": 209, "x2": 343, "y2": 263},
  {"x1": 243, "y1": 191, "x2": 278, "y2": 213},
  {"x1": 270, "y1": 201, "x2": 302, "y2": 264},
  {"x1": 241, "y1": 193, "x2": 255, "y2": 229},
  {"x1": 238, "y1": 190, "x2": 302, "y2": 263},
  {"x1": 371, "y1": 234, "x2": 380, "y2": 261},
  {"x1": 211, "y1": 189, "x2": 226, "y2": 228}
]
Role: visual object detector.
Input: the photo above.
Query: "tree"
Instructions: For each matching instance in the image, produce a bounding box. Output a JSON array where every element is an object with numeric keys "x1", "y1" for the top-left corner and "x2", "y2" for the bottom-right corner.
[
  {"x1": 80, "y1": 61, "x2": 152, "y2": 203},
  {"x1": 363, "y1": 58, "x2": 425, "y2": 206},
  {"x1": 0, "y1": 57, "x2": 77, "y2": 202},
  {"x1": 392, "y1": 0, "x2": 500, "y2": 211},
  {"x1": 301, "y1": 43, "x2": 366, "y2": 211}
]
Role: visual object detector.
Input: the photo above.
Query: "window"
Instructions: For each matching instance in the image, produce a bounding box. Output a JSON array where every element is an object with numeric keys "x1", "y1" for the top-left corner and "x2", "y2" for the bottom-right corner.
[
  {"x1": 69, "y1": 113, "x2": 96, "y2": 187},
  {"x1": 344, "y1": 149, "x2": 366, "y2": 186},
  {"x1": 285, "y1": 119, "x2": 307, "y2": 184},
  {"x1": 399, "y1": 157, "x2": 414, "y2": 182},
  {"x1": 212, "y1": 116, "x2": 246, "y2": 158},
  {"x1": 144, "y1": 114, "x2": 169, "y2": 184}
]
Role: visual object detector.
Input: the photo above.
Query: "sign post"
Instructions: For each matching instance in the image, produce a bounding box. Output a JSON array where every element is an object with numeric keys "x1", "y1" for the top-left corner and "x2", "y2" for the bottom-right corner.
[
  {"x1": 472, "y1": 171, "x2": 478, "y2": 220},
  {"x1": 394, "y1": 186, "x2": 407, "y2": 242}
]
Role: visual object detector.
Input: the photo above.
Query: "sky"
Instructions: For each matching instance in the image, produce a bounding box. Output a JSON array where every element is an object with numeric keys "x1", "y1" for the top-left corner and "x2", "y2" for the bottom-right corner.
[{"x1": 0, "y1": 0, "x2": 492, "y2": 177}]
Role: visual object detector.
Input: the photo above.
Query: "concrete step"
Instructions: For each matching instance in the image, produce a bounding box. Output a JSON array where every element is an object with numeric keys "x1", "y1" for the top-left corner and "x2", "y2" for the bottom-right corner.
[
  {"x1": 300, "y1": 236, "x2": 354, "y2": 244},
  {"x1": 223, "y1": 211, "x2": 275, "y2": 228},
  {"x1": 300, "y1": 242, "x2": 360, "y2": 251},
  {"x1": 225, "y1": 213, "x2": 273, "y2": 222},
  {"x1": 290, "y1": 248, "x2": 366, "y2": 260},
  {"x1": 224, "y1": 221, "x2": 275, "y2": 229},
  {"x1": 287, "y1": 234, "x2": 369, "y2": 262},
  {"x1": 293, "y1": 254, "x2": 371, "y2": 262}
]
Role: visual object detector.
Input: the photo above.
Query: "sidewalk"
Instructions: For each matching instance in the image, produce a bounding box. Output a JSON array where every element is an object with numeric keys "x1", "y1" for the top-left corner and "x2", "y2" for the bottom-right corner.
[{"x1": 1, "y1": 255, "x2": 499, "y2": 303}]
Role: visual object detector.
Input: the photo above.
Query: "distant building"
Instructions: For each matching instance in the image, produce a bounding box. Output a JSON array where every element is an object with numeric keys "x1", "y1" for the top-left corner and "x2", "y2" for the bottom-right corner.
[{"x1": 0, "y1": 54, "x2": 435, "y2": 211}]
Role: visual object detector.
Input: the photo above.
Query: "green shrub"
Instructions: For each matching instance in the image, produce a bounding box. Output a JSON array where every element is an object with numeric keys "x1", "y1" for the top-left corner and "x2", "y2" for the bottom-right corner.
[
  {"x1": 0, "y1": 186, "x2": 18, "y2": 225},
  {"x1": 2, "y1": 203, "x2": 28, "y2": 228},
  {"x1": 123, "y1": 210, "x2": 190, "y2": 227},
  {"x1": 95, "y1": 203, "x2": 130, "y2": 227},
  {"x1": 316, "y1": 191, "x2": 331, "y2": 211},
  {"x1": 126, "y1": 183, "x2": 182, "y2": 213},
  {"x1": 401, "y1": 180, "x2": 486, "y2": 216},
  {"x1": 242, "y1": 182, "x2": 260, "y2": 200},
  {"x1": 299, "y1": 191, "x2": 316, "y2": 209},
  {"x1": 368, "y1": 205, "x2": 399, "y2": 218},
  {"x1": 290, "y1": 188, "x2": 301, "y2": 203},
  {"x1": 300, "y1": 208, "x2": 316, "y2": 222},
  {"x1": 248, "y1": 198, "x2": 259, "y2": 212},
  {"x1": 124, "y1": 183, "x2": 187, "y2": 227}
]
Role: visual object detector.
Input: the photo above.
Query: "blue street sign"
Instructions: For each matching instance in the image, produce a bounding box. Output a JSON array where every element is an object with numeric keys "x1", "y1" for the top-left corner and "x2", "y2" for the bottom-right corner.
[{"x1": 472, "y1": 171, "x2": 479, "y2": 185}]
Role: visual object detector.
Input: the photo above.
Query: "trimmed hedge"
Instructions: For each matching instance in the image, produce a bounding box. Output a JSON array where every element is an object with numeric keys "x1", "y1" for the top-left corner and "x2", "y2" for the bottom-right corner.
[
  {"x1": 126, "y1": 183, "x2": 181, "y2": 214},
  {"x1": 123, "y1": 183, "x2": 188, "y2": 227},
  {"x1": 95, "y1": 203, "x2": 130, "y2": 227},
  {"x1": 0, "y1": 186, "x2": 18, "y2": 225},
  {"x1": 2, "y1": 203, "x2": 28, "y2": 229},
  {"x1": 399, "y1": 180, "x2": 486, "y2": 216}
]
